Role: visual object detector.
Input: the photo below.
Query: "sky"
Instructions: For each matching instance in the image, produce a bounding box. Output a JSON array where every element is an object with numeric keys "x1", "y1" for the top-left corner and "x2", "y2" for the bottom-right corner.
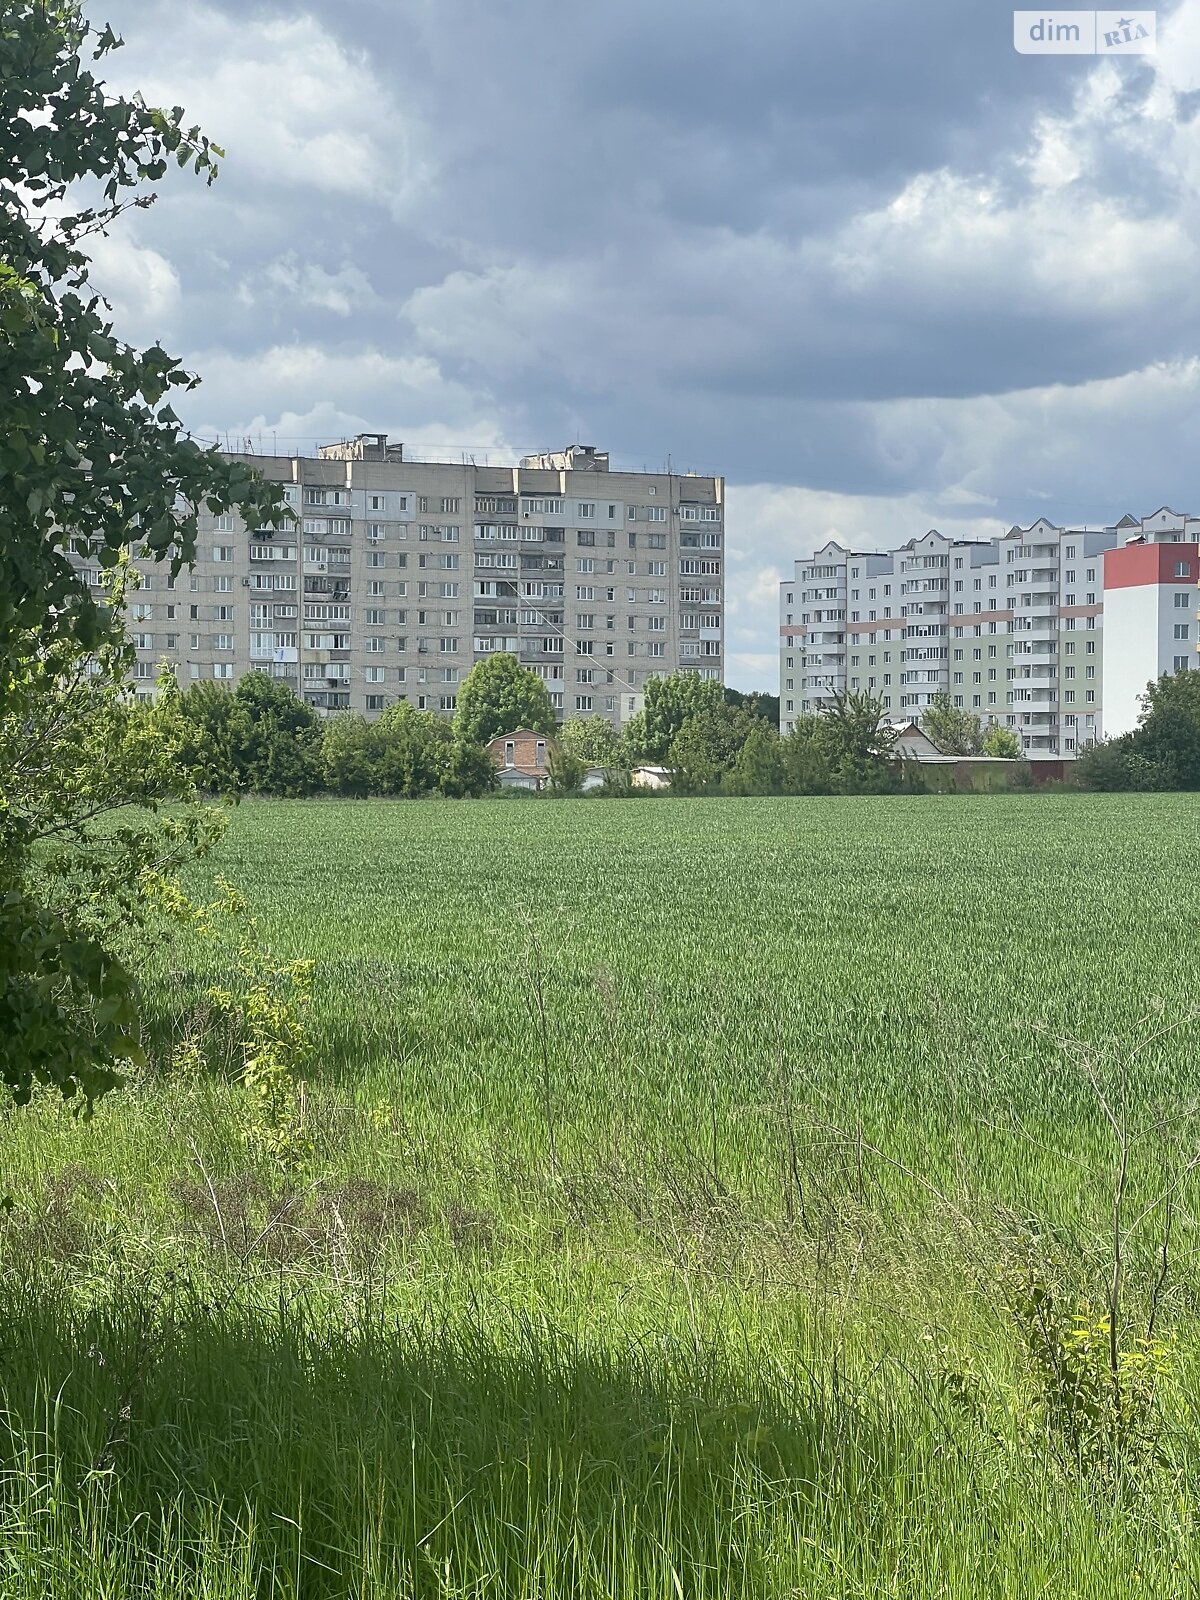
[{"x1": 91, "y1": 0, "x2": 1200, "y2": 689}]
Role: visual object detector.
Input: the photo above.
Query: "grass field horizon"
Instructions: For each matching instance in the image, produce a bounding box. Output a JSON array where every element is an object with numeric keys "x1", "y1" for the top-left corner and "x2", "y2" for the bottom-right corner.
[{"x1": 3, "y1": 792, "x2": 1200, "y2": 1596}]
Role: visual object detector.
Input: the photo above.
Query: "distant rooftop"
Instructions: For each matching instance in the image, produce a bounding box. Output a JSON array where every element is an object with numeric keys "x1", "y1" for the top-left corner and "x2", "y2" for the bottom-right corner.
[{"x1": 317, "y1": 437, "x2": 614, "y2": 472}]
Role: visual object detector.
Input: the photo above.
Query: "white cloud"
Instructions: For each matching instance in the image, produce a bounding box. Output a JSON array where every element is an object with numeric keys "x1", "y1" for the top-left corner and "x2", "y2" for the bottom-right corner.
[
  {"x1": 87, "y1": 231, "x2": 182, "y2": 344},
  {"x1": 179, "y1": 343, "x2": 513, "y2": 459},
  {"x1": 241, "y1": 256, "x2": 379, "y2": 318},
  {"x1": 106, "y1": 5, "x2": 431, "y2": 217}
]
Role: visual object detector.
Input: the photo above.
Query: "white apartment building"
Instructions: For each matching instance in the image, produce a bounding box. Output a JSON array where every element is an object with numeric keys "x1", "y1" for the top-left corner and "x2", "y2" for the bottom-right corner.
[
  {"x1": 94, "y1": 437, "x2": 724, "y2": 727},
  {"x1": 779, "y1": 507, "x2": 1200, "y2": 756}
]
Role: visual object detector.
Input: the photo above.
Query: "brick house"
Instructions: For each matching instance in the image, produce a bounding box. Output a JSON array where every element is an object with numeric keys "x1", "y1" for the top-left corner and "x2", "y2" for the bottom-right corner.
[{"x1": 487, "y1": 728, "x2": 551, "y2": 790}]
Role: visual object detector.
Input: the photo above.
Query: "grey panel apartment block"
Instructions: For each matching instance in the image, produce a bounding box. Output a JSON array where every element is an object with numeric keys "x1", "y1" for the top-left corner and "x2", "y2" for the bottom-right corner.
[{"x1": 94, "y1": 437, "x2": 725, "y2": 727}]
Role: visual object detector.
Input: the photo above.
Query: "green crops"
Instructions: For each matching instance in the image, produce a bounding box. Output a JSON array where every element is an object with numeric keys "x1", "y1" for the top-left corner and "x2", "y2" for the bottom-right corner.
[{"x1": 1, "y1": 792, "x2": 1198, "y2": 1597}]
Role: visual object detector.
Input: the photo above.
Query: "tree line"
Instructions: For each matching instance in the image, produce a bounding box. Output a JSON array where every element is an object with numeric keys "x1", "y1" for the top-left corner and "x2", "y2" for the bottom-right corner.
[{"x1": 158, "y1": 658, "x2": 926, "y2": 801}]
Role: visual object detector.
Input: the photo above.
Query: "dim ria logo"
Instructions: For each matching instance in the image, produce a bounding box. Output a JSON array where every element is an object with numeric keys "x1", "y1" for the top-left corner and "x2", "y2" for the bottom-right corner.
[{"x1": 1014, "y1": 11, "x2": 1156, "y2": 53}]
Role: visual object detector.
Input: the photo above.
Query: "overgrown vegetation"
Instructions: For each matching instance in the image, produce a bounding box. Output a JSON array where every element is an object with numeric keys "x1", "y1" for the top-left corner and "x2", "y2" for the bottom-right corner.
[
  {"x1": 1077, "y1": 669, "x2": 1200, "y2": 790},
  {"x1": 3, "y1": 794, "x2": 1199, "y2": 1596}
]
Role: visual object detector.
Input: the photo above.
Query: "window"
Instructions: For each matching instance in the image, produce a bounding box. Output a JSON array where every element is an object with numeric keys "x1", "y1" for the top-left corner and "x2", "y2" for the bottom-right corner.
[
  {"x1": 1174, "y1": 592, "x2": 1192, "y2": 608},
  {"x1": 441, "y1": 497, "x2": 460, "y2": 514},
  {"x1": 578, "y1": 502, "x2": 595, "y2": 519},
  {"x1": 439, "y1": 638, "x2": 459, "y2": 653},
  {"x1": 212, "y1": 546, "x2": 234, "y2": 563},
  {"x1": 1174, "y1": 655, "x2": 1191, "y2": 672},
  {"x1": 1175, "y1": 561, "x2": 1192, "y2": 579},
  {"x1": 577, "y1": 529, "x2": 595, "y2": 547},
  {"x1": 213, "y1": 663, "x2": 233, "y2": 679},
  {"x1": 1174, "y1": 623, "x2": 1190, "y2": 639}
]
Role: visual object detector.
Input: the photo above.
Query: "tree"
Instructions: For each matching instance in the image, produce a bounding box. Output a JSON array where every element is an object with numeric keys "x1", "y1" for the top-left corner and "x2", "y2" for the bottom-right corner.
[
  {"x1": 321, "y1": 714, "x2": 384, "y2": 798},
  {"x1": 453, "y1": 654, "x2": 556, "y2": 746},
  {"x1": 231, "y1": 673, "x2": 322, "y2": 797},
  {"x1": 558, "y1": 715, "x2": 621, "y2": 769},
  {"x1": 438, "y1": 739, "x2": 498, "y2": 799},
  {"x1": 667, "y1": 702, "x2": 753, "y2": 792},
  {"x1": 547, "y1": 742, "x2": 586, "y2": 794},
  {"x1": 0, "y1": 565, "x2": 222, "y2": 1104},
  {"x1": 1130, "y1": 669, "x2": 1200, "y2": 788},
  {"x1": 1075, "y1": 670, "x2": 1200, "y2": 792},
  {"x1": 623, "y1": 673, "x2": 726, "y2": 764},
  {"x1": 1075, "y1": 736, "x2": 1163, "y2": 792},
  {"x1": 725, "y1": 722, "x2": 786, "y2": 794},
  {"x1": 373, "y1": 702, "x2": 452, "y2": 797},
  {"x1": 920, "y1": 693, "x2": 984, "y2": 756},
  {"x1": 982, "y1": 725, "x2": 1023, "y2": 760},
  {"x1": 724, "y1": 686, "x2": 781, "y2": 727},
  {"x1": 780, "y1": 717, "x2": 836, "y2": 795},
  {"x1": 0, "y1": 4, "x2": 289, "y2": 1103},
  {"x1": 776, "y1": 691, "x2": 896, "y2": 795},
  {"x1": 174, "y1": 680, "x2": 246, "y2": 793}
]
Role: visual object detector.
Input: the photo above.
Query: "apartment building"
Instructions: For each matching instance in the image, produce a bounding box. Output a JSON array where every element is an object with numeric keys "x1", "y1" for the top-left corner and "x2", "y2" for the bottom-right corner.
[
  {"x1": 779, "y1": 507, "x2": 1200, "y2": 756},
  {"x1": 95, "y1": 437, "x2": 725, "y2": 727}
]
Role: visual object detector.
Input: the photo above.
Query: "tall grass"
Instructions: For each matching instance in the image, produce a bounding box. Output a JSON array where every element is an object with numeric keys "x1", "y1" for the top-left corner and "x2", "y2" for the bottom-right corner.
[{"x1": 2, "y1": 793, "x2": 1199, "y2": 1595}]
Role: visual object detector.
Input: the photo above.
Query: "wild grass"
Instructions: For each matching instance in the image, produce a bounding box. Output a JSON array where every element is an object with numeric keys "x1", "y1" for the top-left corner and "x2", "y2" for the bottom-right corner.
[{"x1": 3, "y1": 792, "x2": 1200, "y2": 1596}]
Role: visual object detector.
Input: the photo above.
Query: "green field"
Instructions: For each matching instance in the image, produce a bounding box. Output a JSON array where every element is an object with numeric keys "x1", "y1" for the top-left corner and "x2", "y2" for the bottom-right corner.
[{"x1": 3, "y1": 793, "x2": 1200, "y2": 1597}]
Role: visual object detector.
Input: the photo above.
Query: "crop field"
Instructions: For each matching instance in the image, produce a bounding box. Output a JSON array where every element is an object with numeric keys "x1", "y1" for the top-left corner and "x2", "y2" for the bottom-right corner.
[{"x1": 3, "y1": 792, "x2": 1200, "y2": 1597}]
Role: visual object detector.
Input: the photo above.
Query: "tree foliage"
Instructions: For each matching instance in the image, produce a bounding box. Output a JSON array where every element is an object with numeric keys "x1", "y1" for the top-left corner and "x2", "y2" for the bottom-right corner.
[
  {"x1": 294, "y1": 702, "x2": 492, "y2": 799},
  {"x1": 668, "y1": 703, "x2": 753, "y2": 793},
  {"x1": 624, "y1": 673, "x2": 725, "y2": 764},
  {"x1": 920, "y1": 693, "x2": 984, "y2": 756},
  {"x1": 453, "y1": 654, "x2": 556, "y2": 746},
  {"x1": 547, "y1": 742, "x2": 587, "y2": 795},
  {"x1": 723, "y1": 686, "x2": 780, "y2": 726},
  {"x1": 558, "y1": 715, "x2": 621, "y2": 768},
  {"x1": 1077, "y1": 670, "x2": 1200, "y2": 791},
  {"x1": 0, "y1": 566, "x2": 223, "y2": 1103},
  {"x1": 0, "y1": 3, "x2": 293, "y2": 1104},
  {"x1": 982, "y1": 725, "x2": 1023, "y2": 760}
]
